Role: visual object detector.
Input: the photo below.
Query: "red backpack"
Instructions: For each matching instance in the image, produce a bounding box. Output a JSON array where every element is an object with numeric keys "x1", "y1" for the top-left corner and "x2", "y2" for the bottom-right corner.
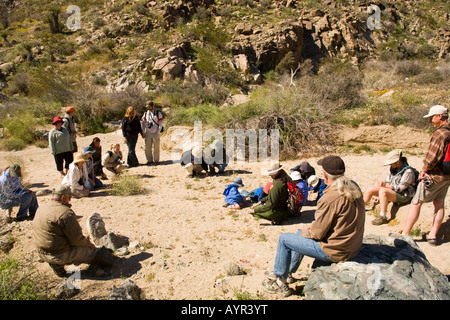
[
  {"x1": 286, "y1": 182, "x2": 303, "y2": 216},
  {"x1": 440, "y1": 127, "x2": 450, "y2": 174}
]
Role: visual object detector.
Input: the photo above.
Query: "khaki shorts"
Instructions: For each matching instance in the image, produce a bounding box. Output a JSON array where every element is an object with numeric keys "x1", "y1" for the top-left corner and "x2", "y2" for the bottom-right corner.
[
  {"x1": 411, "y1": 179, "x2": 450, "y2": 205},
  {"x1": 395, "y1": 192, "x2": 412, "y2": 204}
]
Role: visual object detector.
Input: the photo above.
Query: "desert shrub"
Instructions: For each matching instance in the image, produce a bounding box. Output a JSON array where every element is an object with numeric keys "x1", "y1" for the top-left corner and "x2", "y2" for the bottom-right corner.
[
  {"x1": 394, "y1": 60, "x2": 424, "y2": 77},
  {"x1": 0, "y1": 256, "x2": 50, "y2": 300},
  {"x1": 6, "y1": 73, "x2": 30, "y2": 95},
  {"x1": 0, "y1": 111, "x2": 40, "y2": 150},
  {"x1": 111, "y1": 174, "x2": 144, "y2": 196}
]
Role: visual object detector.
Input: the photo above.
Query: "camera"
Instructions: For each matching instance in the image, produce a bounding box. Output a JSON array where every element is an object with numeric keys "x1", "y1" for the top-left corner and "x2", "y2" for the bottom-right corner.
[{"x1": 422, "y1": 177, "x2": 433, "y2": 187}]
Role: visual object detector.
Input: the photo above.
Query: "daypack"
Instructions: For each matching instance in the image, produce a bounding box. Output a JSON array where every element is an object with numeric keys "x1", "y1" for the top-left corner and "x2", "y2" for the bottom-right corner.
[
  {"x1": 440, "y1": 127, "x2": 450, "y2": 174},
  {"x1": 286, "y1": 182, "x2": 303, "y2": 215}
]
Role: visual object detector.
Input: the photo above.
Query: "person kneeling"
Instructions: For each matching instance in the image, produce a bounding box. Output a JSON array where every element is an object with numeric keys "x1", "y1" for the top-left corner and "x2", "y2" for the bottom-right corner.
[{"x1": 32, "y1": 185, "x2": 114, "y2": 277}]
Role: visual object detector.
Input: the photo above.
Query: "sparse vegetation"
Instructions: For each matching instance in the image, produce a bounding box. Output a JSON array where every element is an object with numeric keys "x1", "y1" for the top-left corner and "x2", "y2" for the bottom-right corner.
[{"x1": 111, "y1": 174, "x2": 145, "y2": 196}]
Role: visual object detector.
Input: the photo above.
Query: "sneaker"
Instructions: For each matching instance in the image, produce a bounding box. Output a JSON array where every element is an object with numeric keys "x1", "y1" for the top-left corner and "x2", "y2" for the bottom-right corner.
[
  {"x1": 49, "y1": 263, "x2": 67, "y2": 277},
  {"x1": 372, "y1": 215, "x2": 388, "y2": 225},
  {"x1": 265, "y1": 271, "x2": 294, "y2": 284},
  {"x1": 262, "y1": 278, "x2": 292, "y2": 297}
]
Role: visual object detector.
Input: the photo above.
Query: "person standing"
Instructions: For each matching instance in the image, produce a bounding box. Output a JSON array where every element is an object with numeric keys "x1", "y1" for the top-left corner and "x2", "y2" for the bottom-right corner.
[
  {"x1": 122, "y1": 107, "x2": 145, "y2": 168},
  {"x1": 402, "y1": 105, "x2": 450, "y2": 246},
  {"x1": 62, "y1": 106, "x2": 78, "y2": 153},
  {"x1": 141, "y1": 101, "x2": 163, "y2": 165},
  {"x1": 0, "y1": 164, "x2": 39, "y2": 221},
  {"x1": 49, "y1": 116, "x2": 73, "y2": 177}
]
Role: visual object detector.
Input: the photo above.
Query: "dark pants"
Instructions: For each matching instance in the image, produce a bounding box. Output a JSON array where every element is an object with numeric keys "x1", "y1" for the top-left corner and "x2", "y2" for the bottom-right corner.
[
  {"x1": 126, "y1": 135, "x2": 139, "y2": 167},
  {"x1": 54, "y1": 151, "x2": 74, "y2": 172}
]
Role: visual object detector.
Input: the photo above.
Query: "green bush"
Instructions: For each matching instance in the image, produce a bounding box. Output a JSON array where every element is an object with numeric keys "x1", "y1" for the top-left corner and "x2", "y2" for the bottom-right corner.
[
  {"x1": 0, "y1": 257, "x2": 50, "y2": 300},
  {"x1": 111, "y1": 174, "x2": 145, "y2": 196},
  {"x1": 0, "y1": 112, "x2": 39, "y2": 150}
]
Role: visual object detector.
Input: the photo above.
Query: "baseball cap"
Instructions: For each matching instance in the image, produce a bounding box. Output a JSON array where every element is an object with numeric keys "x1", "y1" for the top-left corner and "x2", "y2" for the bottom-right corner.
[
  {"x1": 83, "y1": 146, "x2": 95, "y2": 155},
  {"x1": 317, "y1": 155, "x2": 345, "y2": 175},
  {"x1": 423, "y1": 105, "x2": 448, "y2": 118},
  {"x1": 52, "y1": 116, "x2": 63, "y2": 125},
  {"x1": 53, "y1": 184, "x2": 71, "y2": 196}
]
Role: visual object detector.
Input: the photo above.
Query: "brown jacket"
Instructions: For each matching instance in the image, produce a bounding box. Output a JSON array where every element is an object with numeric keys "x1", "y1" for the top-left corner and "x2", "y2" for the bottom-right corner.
[
  {"x1": 302, "y1": 182, "x2": 365, "y2": 262},
  {"x1": 32, "y1": 199, "x2": 90, "y2": 255}
]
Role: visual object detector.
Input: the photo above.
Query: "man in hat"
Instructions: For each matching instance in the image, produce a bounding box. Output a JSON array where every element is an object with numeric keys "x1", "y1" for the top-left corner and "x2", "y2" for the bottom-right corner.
[
  {"x1": 402, "y1": 105, "x2": 450, "y2": 245},
  {"x1": 262, "y1": 156, "x2": 365, "y2": 296},
  {"x1": 246, "y1": 162, "x2": 290, "y2": 225},
  {"x1": 33, "y1": 184, "x2": 114, "y2": 277},
  {"x1": 62, "y1": 106, "x2": 78, "y2": 153},
  {"x1": 142, "y1": 101, "x2": 163, "y2": 165},
  {"x1": 0, "y1": 164, "x2": 38, "y2": 221},
  {"x1": 364, "y1": 150, "x2": 417, "y2": 225}
]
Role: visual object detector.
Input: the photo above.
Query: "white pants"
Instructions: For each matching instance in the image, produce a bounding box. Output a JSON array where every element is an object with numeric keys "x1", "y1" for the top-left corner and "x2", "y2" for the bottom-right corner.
[{"x1": 145, "y1": 131, "x2": 160, "y2": 163}]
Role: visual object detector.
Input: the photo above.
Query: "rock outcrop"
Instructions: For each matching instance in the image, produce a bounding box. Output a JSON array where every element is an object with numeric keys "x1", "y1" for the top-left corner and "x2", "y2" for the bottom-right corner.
[{"x1": 304, "y1": 234, "x2": 450, "y2": 300}]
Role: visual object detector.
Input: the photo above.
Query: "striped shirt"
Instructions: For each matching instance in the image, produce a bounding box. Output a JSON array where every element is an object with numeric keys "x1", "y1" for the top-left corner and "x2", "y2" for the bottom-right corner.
[{"x1": 422, "y1": 123, "x2": 450, "y2": 182}]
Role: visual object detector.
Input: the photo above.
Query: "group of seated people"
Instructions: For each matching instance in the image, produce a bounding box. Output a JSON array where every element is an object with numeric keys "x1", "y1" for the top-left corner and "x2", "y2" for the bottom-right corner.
[{"x1": 221, "y1": 160, "x2": 328, "y2": 225}]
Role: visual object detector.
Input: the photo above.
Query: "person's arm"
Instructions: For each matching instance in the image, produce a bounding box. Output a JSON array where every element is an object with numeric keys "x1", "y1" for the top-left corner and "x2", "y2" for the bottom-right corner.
[
  {"x1": 253, "y1": 182, "x2": 281, "y2": 213},
  {"x1": 302, "y1": 199, "x2": 334, "y2": 240},
  {"x1": 61, "y1": 210, "x2": 92, "y2": 248}
]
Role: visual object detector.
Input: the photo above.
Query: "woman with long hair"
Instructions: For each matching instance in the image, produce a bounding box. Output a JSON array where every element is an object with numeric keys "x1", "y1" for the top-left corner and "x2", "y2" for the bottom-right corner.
[{"x1": 121, "y1": 107, "x2": 145, "y2": 167}]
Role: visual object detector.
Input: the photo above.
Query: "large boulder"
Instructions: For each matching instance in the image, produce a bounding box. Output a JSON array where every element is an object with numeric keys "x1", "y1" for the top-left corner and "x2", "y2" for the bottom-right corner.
[{"x1": 304, "y1": 234, "x2": 450, "y2": 300}]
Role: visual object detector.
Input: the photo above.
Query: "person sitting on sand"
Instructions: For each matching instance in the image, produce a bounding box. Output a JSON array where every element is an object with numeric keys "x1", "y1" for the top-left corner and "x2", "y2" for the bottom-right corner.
[
  {"x1": 289, "y1": 161, "x2": 316, "y2": 181},
  {"x1": 290, "y1": 171, "x2": 308, "y2": 207},
  {"x1": 247, "y1": 162, "x2": 291, "y2": 225},
  {"x1": 102, "y1": 144, "x2": 125, "y2": 177},
  {"x1": 62, "y1": 153, "x2": 90, "y2": 198},
  {"x1": 0, "y1": 164, "x2": 38, "y2": 221},
  {"x1": 83, "y1": 146, "x2": 103, "y2": 191},
  {"x1": 180, "y1": 145, "x2": 209, "y2": 178},
  {"x1": 262, "y1": 155, "x2": 365, "y2": 297},
  {"x1": 89, "y1": 137, "x2": 107, "y2": 180},
  {"x1": 308, "y1": 175, "x2": 327, "y2": 202},
  {"x1": 223, "y1": 177, "x2": 245, "y2": 209},
  {"x1": 32, "y1": 184, "x2": 114, "y2": 277},
  {"x1": 364, "y1": 149, "x2": 417, "y2": 225}
]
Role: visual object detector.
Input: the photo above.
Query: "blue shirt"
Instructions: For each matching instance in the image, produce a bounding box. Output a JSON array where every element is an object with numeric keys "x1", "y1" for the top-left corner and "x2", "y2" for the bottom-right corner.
[
  {"x1": 0, "y1": 169, "x2": 26, "y2": 203},
  {"x1": 223, "y1": 184, "x2": 244, "y2": 205},
  {"x1": 296, "y1": 180, "x2": 309, "y2": 206}
]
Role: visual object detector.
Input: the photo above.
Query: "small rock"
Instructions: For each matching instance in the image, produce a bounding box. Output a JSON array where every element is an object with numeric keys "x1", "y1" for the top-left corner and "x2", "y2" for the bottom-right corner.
[
  {"x1": 109, "y1": 279, "x2": 143, "y2": 300},
  {"x1": 224, "y1": 261, "x2": 243, "y2": 276}
]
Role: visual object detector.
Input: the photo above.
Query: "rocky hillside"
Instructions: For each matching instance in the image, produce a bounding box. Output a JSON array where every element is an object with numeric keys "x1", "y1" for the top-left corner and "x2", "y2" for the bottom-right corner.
[{"x1": 0, "y1": 0, "x2": 449, "y2": 153}]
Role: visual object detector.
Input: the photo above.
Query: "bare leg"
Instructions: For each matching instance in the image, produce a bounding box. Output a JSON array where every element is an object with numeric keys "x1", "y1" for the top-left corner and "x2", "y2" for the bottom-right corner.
[
  {"x1": 429, "y1": 197, "x2": 445, "y2": 239},
  {"x1": 402, "y1": 202, "x2": 422, "y2": 236},
  {"x1": 378, "y1": 188, "x2": 398, "y2": 216},
  {"x1": 364, "y1": 185, "x2": 382, "y2": 204}
]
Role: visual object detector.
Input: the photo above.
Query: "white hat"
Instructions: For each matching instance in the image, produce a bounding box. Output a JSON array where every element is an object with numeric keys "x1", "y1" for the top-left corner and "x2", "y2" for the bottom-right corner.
[
  {"x1": 290, "y1": 171, "x2": 301, "y2": 181},
  {"x1": 384, "y1": 149, "x2": 402, "y2": 166},
  {"x1": 308, "y1": 175, "x2": 319, "y2": 188},
  {"x1": 262, "y1": 162, "x2": 283, "y2": 175},
  {"x1": 423, "y1": 105, "x2": 448, "y2": 118}
]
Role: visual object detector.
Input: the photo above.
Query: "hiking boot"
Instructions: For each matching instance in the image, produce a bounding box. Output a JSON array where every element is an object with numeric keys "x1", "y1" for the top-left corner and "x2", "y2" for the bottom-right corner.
[
  {"x1": 262, "y1": 278, "x2": 292, "y2": 297},
  {"x1": 265, "y1": 271, "x2": 294, "y2": 284},
  {"x1": 372, "y1": 215, "x2": 388, "y2": 225},
  {"x1": 49, "y1": 263, "x2": 67, "y2": 277}
]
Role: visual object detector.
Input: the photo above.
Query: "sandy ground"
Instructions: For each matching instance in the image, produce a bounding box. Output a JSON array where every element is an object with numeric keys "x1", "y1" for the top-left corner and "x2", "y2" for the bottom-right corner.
[{"x1": 0, "y1": 126, "x2": 449, "y2": 300}]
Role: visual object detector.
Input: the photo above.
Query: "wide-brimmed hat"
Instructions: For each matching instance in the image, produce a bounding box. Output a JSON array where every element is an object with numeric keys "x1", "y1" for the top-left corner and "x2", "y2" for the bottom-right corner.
[
  {"x1": 290, "y1": 171, "x2": 301, "y2": 181},
  {"x1": 308, "y1": 175, "x2": 319, "y2": 188},
  {"x1": 384, "y1": 149, "x2": 402, "y2": 166},
  {"x1": 232, "y1": 177, "x2": 244, "y2": 187},
  {"x1": 423, "y1": 105, "x2": 448, "y2": 118},
  {"x1": 73, "y1": 153, "x2": 87, "y2": 164},
  {"x1": 52, "y1": 116, "x2": 63, "y2": 125},
  {"x1": 9, "y1": 164, "x2": 21, "y2": 178},
  {"x1": 262, "y1": 162, "x2": 283, "y2": 175},
  {"x1": 317, "y1": 155, "x2": 345, "y2": 175}
]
